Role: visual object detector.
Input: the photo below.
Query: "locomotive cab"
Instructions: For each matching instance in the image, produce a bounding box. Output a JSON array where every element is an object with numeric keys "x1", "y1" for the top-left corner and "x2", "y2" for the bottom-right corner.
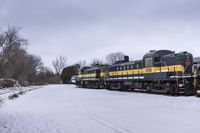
[
  {"x1": 143, "y1": 50, "x2": 194, "y2": 95},
  {"x1": 143, "y1": 50, "x2": 174, "y2": 68}
]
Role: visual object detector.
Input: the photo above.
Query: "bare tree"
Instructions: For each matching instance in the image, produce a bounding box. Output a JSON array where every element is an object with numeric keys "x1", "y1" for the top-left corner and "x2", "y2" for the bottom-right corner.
[
  {"x1": 0, "y1": 26, "x2": 62, "y2": 85},
  {"x1": 52, "y1": 55, "x2": 67, "y2": 75},
  {"x1": 77, "y1": 60, "x2": 87, "y2": 68},
  {"x1": 105, "y1": 52, "x2": 125, "y2": 64},
  {"x1": 0, "y1": 26, "x2": 27, "y2": 63},
  {"x1": 0, "y1": 26, "x2": 28, "y2": 79},
  {"x1": 35, "y1": 66, "x2": 59, "y2": 84},
  {"x1": 90, "y1": 58, "x2": 103, "y2": 67},
  {"x1": 4, "y1": 47, "x2": 43, "y2": 84}
]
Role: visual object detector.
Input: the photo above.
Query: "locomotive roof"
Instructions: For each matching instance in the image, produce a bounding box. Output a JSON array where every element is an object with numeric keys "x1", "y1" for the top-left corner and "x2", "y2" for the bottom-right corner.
[
  {"x1": 84, "y1": 64, "x2": 110, "y2": 72},
  {"x1": 143, "y1": 50, "x2": 173, "y2": 59},
  {"x1": 85, "y1": 67, "x2": 100, "y2": 71},
  {"x1": 111, "y1": 60, "x2": 142, "y2": 67}
]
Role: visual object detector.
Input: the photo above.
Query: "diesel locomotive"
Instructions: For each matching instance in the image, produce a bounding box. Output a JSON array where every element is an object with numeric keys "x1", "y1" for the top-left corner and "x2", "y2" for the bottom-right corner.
[{"x1": 76, "y1": 50, "x2": 199, "y2": 95}]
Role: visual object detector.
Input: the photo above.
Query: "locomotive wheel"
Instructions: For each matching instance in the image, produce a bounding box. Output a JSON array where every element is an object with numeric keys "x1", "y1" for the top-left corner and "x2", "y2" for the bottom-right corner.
[
  {"x1": 120, "y1": 84, "x2": 126, "y2": 91},
  {"x1": 170, "y1": 85, "x2": 178, "y2": 96},
  {"x1": 146, "y1": 83, "x2": 153, "y2": 93},
  {"x1": 99, "y1": 81, "x2": 105, "y2": 89},
  {"x1": 165, "y1": 83, "x2": 171, "y2": 94},
  {"x1": 111, "y1": 82, "x2": 121, "y2": 90},
  {"x1": 82, "y1": 82, "x2": 85, "y2": 88},
  {"x1": 95, "y1": 82, "x2": 100, "y2": 89}
]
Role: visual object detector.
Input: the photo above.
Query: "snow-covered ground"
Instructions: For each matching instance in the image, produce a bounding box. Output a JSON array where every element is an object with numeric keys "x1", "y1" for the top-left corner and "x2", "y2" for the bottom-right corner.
[
  {"x1": 0, "y1": 86, "x2": 41, "y2": 101},
  {"x1": 0, "y1": 87, "x2": 20, "y2": 101},
  {"x1": 0, "y1": 84, "x2": 200, "y2": 133}
]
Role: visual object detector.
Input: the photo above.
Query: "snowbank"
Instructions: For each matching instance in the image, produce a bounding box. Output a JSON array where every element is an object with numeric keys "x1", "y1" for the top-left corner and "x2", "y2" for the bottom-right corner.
[{"x1": 0, "y1": 86, "x2": 42, "y2": 102}]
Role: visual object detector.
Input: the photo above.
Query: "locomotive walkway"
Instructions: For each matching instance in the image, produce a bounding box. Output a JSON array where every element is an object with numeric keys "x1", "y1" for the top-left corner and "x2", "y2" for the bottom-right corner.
[{"x1": 0, "y1": 85, "x2": 200, "y2": 133}]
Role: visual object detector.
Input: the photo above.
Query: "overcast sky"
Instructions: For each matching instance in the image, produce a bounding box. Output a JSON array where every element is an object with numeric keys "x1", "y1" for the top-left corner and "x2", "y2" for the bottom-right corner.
[{"x1": 1, "y1": 0, "x2": 200, "y2": 67}]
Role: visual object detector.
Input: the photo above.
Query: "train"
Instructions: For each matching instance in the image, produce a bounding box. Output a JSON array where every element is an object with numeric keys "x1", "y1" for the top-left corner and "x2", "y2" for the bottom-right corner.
[{"x1": 76, "y1": 50, "x2": 200, "y2": 96}]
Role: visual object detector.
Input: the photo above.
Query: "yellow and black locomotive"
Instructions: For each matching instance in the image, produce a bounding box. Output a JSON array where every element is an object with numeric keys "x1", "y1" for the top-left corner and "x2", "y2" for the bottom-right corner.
[{"x1": 76, "y1": 50, "x2": 199, "y2": 95}]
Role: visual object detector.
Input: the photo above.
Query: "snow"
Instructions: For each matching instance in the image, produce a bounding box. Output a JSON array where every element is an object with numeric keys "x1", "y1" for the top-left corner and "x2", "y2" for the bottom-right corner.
[
  {"x1": 0, "y1": 86, "x2": 41, "y2": 101},
  {"x1": 0, "y1": 84, "x2": 200, "y2": 133}
]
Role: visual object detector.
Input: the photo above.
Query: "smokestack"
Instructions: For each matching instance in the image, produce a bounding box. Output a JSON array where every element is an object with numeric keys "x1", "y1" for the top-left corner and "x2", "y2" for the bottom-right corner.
[{"x1": 124, "y1": 56, "x2": 129, "y2": 62}]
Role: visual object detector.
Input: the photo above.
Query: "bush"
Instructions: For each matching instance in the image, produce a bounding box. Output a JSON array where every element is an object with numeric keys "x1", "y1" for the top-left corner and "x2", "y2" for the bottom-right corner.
[{"x1": 0, "y1": 78, "x2": 20, "y2": 89}]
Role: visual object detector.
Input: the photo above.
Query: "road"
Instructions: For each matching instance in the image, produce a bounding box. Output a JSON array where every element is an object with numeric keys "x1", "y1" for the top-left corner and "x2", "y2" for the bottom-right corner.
[{"x1": 0, "y1": 84, "x2": 200, "y2": 133}]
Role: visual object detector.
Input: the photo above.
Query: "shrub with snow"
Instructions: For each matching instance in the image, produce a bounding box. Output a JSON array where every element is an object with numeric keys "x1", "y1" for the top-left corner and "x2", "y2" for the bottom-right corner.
[{"x1": 0, "y1": 78, "x2": 20, "y2": 89}]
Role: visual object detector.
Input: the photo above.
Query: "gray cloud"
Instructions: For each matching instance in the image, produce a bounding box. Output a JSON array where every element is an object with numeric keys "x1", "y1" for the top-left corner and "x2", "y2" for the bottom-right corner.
[{"x1": 1, "y1": 0, "x2": 200, "y2": 67}]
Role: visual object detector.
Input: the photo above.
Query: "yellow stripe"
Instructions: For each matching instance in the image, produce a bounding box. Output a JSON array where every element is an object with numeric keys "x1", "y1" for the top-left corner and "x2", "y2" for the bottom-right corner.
[
  {"x1": 144, "y1": 65, "x2": 184, "y2": 74},
  {"x1": 100, "y1": 72, "x2": 106, "y2": 77},
  {"x1": 78, "y1": 65, "x2": 185, "y2": 78},
  {"x1": 109, "y1": 69, "x2": 143, "y2": 76},
  {"x1": 109, "y1": 65, "x2": 184, "y2": 76},
  {"x1": 78, "y1": 73, "x2": 96, "y2": 78}
]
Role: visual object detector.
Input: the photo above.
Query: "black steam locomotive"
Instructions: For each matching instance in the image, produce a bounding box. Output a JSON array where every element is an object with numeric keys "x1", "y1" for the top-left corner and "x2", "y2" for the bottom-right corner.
[{"x1": 76, "y1": 50, "x2": 198, "y2": 95}]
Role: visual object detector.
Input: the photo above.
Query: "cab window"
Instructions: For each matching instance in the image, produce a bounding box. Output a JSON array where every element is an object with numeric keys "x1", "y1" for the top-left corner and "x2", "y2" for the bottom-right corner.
[{"x1": 145, "y1": 58, "x2": 153, "y2": 67}]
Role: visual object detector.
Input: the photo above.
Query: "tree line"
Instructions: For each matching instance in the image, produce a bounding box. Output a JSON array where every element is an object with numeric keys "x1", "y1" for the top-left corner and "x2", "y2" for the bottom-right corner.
[
  {"x1": 0, "y1": 26, "x2": 126, "y2": 85},
  {"x1": 0, "y1": 27, "x2": 68, "y2": 86}
]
